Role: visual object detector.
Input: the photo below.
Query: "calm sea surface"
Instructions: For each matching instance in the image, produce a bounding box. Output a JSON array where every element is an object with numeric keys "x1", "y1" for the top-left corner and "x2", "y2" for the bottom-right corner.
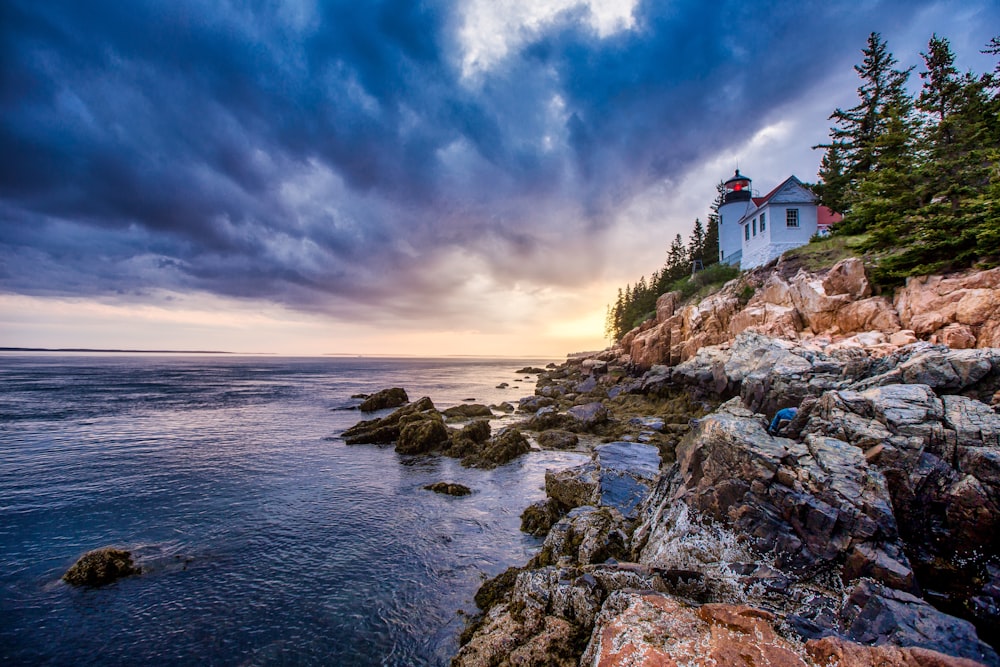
[{"x1": 0, "y1": 354, "x2": 588, "y2": 666}]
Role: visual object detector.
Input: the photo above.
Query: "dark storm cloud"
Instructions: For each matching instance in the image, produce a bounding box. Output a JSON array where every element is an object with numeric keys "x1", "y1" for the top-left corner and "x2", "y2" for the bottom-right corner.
[{"x1": 0, "y1": 0, "x2": 984, "y2": 320}]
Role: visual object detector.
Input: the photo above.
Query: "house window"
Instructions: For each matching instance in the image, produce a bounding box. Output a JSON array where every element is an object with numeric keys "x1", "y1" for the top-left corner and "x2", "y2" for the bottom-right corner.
[
  {"x1": 752, "y1": 218, "x2": 757, "y2": 236},
  {"x1": 786, "y1": 209, "x2": 799, "y2": 228},
  {"x1": 760, "y1": 212, "x2": 766, "y2": 231},
  {"x1": 745, "y1": 224, "x2": 750, "y2": 241}
]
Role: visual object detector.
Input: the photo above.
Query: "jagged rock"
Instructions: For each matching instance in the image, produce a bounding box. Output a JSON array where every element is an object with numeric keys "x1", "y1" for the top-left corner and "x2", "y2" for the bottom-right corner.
[
  {"x1": 358, "y1": 387, "x2": 409, "y2": 412},
  {"x1": 441, "y1": 404, "x2": 493, "y2": 419},
  {"x1": 462, "y1": 428, "x2": 530, "y2": 469},
  {"x1": 669, "y1": 332, "x2": 858, "y2": 415},
  {"x1": 805, "y1": 636, "x2": 989, "y2": 667},
  {"x1": 670, "y1": 399, "x2": 910, "y2": 582},
  {"x1": 895, "y1": 267, "x2": 1000, "y2": 347},
  {"x1": 517, "y1": 367, "x2": 546, "y2": 374},
  {"x1": 63, "y1": 547, "x2": 140, "y2": 586},
  {"x1": 839, "y1": 579, "x2": 999, "y2": 666},
  {"x1": 491, "y1": 401, "x2": 514, "y2": 413},
  {"x1": 544, "y1": 442, "x2": 660, "y2": 519},
  {"x1": 521, "y1": 499, "x2": 563, "y2": 536},
  {"x1": 566, "y1": 402, "x2": 609, "y2": 427},
  {"x1": 852, "y1": 343, "x2": 998, "y2": 394},
  {"x1": 531, "y1": 506, "x2": 630, "y2": 568},
  {"x1": 581, "y1": 592, "x2": 809, "y2": 667},
  {"x1": 342, "y1": 396, "x2": 437, "y2": 444},
  {"x1": 536, "y1": 430, "x2": 578, "y2": 450},
  {"x1": 454, "y1": 566, "x2": 601, "y2": 667},
  {"x1": 518, "y1": 395, "x2": 556, "y2": 413},
  {"x1": 941, "y1": 323, "x2": 978, "y2": 349},
  {"x1": 628, "y1": 416, "x2": 665, "y2": 431},
  {"x1": 396, "y1": 415, "x2": 449, "y2": 454}
]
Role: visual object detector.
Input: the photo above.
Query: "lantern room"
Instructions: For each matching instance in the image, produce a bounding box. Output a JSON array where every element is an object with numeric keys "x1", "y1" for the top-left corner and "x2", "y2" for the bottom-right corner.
[{"x1": 723, "y1": 170, "x2": 752, "y2": 204}]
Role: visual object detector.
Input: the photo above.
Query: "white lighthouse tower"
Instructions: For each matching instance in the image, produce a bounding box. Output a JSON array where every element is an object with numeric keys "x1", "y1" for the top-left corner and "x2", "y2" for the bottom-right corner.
[{"x1": 718, "y1": 170, "x2": 752, "y2": 266}]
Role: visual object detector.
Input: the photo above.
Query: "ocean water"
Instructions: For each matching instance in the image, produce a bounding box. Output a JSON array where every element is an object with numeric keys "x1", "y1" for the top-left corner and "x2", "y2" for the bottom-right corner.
[{"x1": 0, "y1": 354, "x2": 588, "y2": 666}]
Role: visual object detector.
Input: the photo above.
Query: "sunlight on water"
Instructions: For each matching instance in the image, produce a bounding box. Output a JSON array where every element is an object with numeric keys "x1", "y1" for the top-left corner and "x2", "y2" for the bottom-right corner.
[{"x1": 0, "y1": 355, "x2": 587, "y2": 666}]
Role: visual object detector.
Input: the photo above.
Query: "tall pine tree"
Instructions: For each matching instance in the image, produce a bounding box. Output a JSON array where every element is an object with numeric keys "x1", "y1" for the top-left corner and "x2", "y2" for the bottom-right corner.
[{"x1": 816, "y1": 32, "x2": 913, "y2": 229}]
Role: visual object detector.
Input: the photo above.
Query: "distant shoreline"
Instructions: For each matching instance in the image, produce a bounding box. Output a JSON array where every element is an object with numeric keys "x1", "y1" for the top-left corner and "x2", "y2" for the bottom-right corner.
[{"x1": 0, "y1": 347, "x2": 242, "y2": 354}]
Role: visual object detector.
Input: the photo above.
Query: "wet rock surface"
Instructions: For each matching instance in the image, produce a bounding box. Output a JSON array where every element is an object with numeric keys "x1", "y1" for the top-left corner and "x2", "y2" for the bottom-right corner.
[
  {"x1": 357, "y1": 387, "x2": 409, "y2": 412},
  {"x1": 343, "y1": 398, "x2": 531, "y2": 468},
  {"x1": 63, "y1": 547, "x2": 140, "y2": 587},
  {"x1": 456, "y1": 324, "x2": 1000, "y2": 667},
  {"x1": 424, "y1": 482, "x2": 472, "y2": 496}
]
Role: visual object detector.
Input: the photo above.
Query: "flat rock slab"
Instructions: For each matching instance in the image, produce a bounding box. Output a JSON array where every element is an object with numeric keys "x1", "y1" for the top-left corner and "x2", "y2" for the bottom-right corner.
[{"x1": 594, "y1": 442, "x2": 661, "y2": 519}]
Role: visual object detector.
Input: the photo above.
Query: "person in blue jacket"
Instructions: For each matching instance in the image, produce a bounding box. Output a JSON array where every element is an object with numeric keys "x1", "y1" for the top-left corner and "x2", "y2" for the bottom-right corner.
[{"x1": 769, "y1": 407, "x2": 798, "y2": 434}]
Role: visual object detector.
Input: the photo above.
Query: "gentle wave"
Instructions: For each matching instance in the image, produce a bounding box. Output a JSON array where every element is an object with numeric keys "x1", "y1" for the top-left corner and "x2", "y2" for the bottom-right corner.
[{"x1": 0, "y1": 355, "x2": 584, "y2": 666}]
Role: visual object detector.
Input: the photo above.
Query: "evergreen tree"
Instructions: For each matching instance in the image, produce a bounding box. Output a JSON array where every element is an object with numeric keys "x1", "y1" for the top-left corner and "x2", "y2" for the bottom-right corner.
[
  {"x1": 815, "y1": 143, "x2": 850, "y2": 214},
  {"x1": 703, "y1": 181, "x2": 724, "y2": 266},
  {"x1": 852, "y1": 95, "x2": 920, "y2": 246},
  {"x1": 816, "y1": 32, "x2": 913, "y2": 227},
  {"x1": 664, "y1": 233, "x2": 687, "y2": 284},
  {"x1": 688, "y1": 218, "x2": 706, "y2": 270}
]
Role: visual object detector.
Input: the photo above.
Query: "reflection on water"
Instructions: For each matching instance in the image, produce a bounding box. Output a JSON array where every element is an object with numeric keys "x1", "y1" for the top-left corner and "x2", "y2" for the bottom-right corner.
[{"x1": 0, "y1": 355, "x2": 587, "y2": 666}]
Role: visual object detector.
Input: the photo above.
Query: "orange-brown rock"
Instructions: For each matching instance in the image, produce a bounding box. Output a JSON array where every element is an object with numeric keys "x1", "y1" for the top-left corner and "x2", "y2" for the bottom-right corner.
[
  {"x1": 895, "y1": 267, "x2": 1000, "y2": 348},
  {"x1": 805, "y1": 635, "x2": 988, "y2": 667},
  {"x1": 615, "y1": 259, "x2": 1000, "y2": 369},
  {"x1": 581, "y1": 592, "x2": 808, "y2": 667}
]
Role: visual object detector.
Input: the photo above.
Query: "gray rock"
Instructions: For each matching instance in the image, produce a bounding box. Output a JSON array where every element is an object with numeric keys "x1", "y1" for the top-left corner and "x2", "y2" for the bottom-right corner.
[
  {"x1": 840, "y1": 579, "x2": 1000, "y2": 666},
  {"x1": 536, "y1": 430, "x2": 579, "y2": 450},
  {"x1": 532, "y1": 506, "x2": 629, "y2": 568},
  {"x1": 567, "y1": 402, "x2": 609, "y2": 427},
  {"x1": 628, "y1": 416, "x2": 665, "y2": 432},
  {"x1": 544, "y1": 442, "x2": 660, "y2": 520},
  {"x1": 671, "y1": 400, "x2": 909, "y2": 580},
  {"x1": 519, "y1": 395, "x2": 557, "y2": 413},
  {"x1": 593, "y1": 442, "x2": 661, "y2": 520}
]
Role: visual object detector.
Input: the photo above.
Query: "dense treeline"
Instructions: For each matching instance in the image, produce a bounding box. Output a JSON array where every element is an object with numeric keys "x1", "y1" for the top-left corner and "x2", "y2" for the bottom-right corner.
[
  {"x1": 816, "y1": 32, "x2": 1000, "y2": 281},
  {"x1": 605, "y1": 31, "x2": 999, "y2": 343},
  {"x1": 604, "y1": 200, "x2": 721, "y2": 341}
]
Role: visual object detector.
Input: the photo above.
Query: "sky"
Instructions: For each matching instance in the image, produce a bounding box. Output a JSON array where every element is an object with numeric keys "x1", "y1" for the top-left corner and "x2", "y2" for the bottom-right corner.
[{"x1": 2, "y1": 0, "x2": 998, "y2": 357}]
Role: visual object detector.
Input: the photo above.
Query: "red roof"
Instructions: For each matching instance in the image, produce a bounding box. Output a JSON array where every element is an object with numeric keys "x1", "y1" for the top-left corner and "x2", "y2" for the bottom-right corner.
[
  {"x1": 817, "y1": 206, "x2": 842, "y2": 228},
  {"x1": 752, "y1": 181, "x2": 783, "y2": 207}
]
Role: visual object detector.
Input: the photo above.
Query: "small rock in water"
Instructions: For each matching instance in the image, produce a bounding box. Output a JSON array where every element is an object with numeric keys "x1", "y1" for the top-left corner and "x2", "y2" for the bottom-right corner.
[
  {"x1": 496, "y1": 382, "x2": 509, "y2": 389},
  {"x1": 358, "y1": 387, "x2": 409, "y2": 412},
  {"x1": 442, "y1": 404, "x2": 493, "y2": 419},
  {"x1": 424, "y1": 482, "x2": 472, "y2": 496},
  {"x1": 63, "y1": 547, "x2": 140, "y2": 586}
]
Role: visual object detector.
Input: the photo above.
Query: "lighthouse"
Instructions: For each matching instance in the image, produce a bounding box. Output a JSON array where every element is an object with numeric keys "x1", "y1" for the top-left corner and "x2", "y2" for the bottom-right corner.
[{"x1": 718, "y1": 170, "x2": 752, "y2": 265}]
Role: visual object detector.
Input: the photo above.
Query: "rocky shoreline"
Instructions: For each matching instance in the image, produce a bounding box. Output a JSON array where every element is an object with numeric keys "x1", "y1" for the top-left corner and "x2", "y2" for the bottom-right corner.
[
  {"x1": 439, "y1": 259, "x2": 1000, "y2": 666},
  {"x1": 450, "y1": 333, "x2": 1000, "y2": 666},
  {"x1": 332, "y1": 258, "x2": 1000, "y2": 665}
]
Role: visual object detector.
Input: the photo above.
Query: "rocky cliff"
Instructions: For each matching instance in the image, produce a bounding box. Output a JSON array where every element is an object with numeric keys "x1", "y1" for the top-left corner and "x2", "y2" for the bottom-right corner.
[
  {"x1": 621, "y1": 257, "x2": 1000, "y2": 369},
  {"x1": 454, "y1": 260, "x2": 1000, "y2": 667}
]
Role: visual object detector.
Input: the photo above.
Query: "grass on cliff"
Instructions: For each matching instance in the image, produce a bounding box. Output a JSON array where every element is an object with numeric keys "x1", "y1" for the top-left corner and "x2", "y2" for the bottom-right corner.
[
  {"x1": 668, "y1": 262, "x2": 741, "y2": 303},
  {"x1": 780, "y1": 234, "x2": 867, "y2": 272}
]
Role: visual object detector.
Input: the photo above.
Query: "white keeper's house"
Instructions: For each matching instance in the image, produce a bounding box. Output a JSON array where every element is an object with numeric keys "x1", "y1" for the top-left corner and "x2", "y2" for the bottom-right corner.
[{"x1": 717, "y1": 170, "x2": 841, "y2": 270}]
